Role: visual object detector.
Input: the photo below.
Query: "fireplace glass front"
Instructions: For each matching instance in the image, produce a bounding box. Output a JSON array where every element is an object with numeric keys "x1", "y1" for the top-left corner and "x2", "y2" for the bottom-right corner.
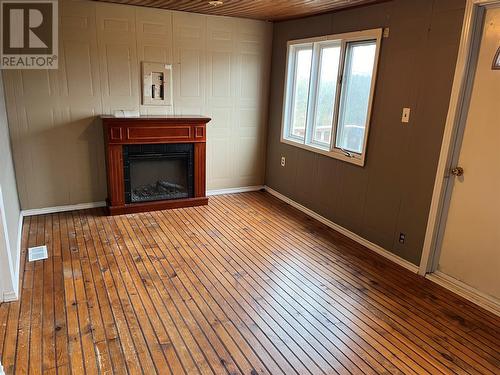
[{"x1": 123, "y1": 144, "x2": 194, "y2": 204}]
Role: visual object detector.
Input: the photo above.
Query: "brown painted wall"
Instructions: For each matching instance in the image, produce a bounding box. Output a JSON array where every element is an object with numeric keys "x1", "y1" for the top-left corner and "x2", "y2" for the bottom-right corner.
[{"x1": 265, "y1": 0, "x2": 465, "y2": 265}]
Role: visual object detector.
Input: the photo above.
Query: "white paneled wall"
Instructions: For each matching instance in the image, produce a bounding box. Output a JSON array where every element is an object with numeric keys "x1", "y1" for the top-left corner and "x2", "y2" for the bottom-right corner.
[{"x1": 3, "y1": 0, "x2": 272, "y2": 209}]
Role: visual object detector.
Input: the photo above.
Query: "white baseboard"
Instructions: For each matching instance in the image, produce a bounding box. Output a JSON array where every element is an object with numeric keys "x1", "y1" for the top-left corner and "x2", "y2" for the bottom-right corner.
[
  {"x1": 19, "y1": 186, "x2": 267, "y2": 217},
  {"x1": 0, "y1": 360, "x2": 5, "y2": 375},
  {"x1": 0, "y1": 213, "x2": 24, "y2": 303},
  {"x1": 0, "y1": 186, "x2": 20, "y2": 303},
  {"x1": 207, "y1": 185, "x2": 264, "y2": 196},
  {"x1": 10, "y1": 213, "x2": 23, "y2": 300},
  {"x1": 426, "y1": 271, "x2": 500, "y2": 317},
  {"x1": 264, "y1": 186, "x2": 419, "y2": 274},
  {"x1": 21, "y1": 201, "x2": 106, "y2": 217},
  {"x1": 20, "y1": 187, "x2": 266, "y2": 216},
  {"x1": 3, "y1": 290, "x2": 18, "y2": 302}
]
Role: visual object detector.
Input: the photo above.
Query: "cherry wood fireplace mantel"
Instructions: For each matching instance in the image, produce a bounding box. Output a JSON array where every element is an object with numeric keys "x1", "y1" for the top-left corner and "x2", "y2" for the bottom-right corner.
[{"x1": 102, "y1": 115, "x2": 211, "y2": 215}]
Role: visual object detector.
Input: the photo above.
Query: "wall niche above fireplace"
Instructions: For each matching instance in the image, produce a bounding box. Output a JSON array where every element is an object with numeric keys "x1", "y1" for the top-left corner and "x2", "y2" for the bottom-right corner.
[{"x1": 102, "y1": 116, "x2": 211, "y2": 215}]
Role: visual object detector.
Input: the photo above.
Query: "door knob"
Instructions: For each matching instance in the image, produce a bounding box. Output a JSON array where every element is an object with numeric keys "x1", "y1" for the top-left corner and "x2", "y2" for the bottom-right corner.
[{"x1": 451, "y1": 167, "x2": 464, "y2": 177}]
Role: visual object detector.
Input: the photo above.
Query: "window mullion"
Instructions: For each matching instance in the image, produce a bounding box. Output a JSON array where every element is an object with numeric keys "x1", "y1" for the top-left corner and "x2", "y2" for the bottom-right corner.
[
  {"x1": 330, "y1": 39, "x2": 347, "y2": 152},
  {"x1": 304, "y1": 43, "x2": 321, "y2": 145},
  {"x1": 287, "y1": 48, "x2": 299, "y2": 139}
]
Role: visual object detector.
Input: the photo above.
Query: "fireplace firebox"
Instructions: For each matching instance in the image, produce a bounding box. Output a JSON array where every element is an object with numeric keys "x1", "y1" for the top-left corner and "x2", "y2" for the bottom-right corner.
[
  {"x1": 102, "y1": 115, "x2": 210, "y2": 215},
  {"x1": 124, "y1": 144, "x2": 194, "y2": 204}
]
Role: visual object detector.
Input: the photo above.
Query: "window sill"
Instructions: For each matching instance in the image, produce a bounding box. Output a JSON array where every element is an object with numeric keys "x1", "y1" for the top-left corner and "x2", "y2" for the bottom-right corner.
[{"x1": 280, "y1": 137, "x2": 366, "y2": 167}]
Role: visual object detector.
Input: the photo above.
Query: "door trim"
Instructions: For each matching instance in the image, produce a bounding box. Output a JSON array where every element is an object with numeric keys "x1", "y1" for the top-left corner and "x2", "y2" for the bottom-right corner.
[
  {"x1": 0, "y1": 185, "x2": 18, "y2": 302},
  {"x1": 419, "y1": 0, "x2": 500, "y2": 276}
]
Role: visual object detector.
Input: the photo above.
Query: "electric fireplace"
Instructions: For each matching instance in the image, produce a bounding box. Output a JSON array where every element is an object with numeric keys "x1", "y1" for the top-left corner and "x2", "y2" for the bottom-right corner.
[
  {"x1": 124, "y1": 143, "x2": 194, "y2": 204},
  {"x1": 102, "y1": 115, "x2": 210, "y2": 215}
]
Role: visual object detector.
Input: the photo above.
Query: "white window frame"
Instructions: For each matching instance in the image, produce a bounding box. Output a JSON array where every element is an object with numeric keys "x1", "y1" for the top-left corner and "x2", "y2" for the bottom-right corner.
[{"x1": 280, "y1": 28, "x2": 383, "y2": 167}]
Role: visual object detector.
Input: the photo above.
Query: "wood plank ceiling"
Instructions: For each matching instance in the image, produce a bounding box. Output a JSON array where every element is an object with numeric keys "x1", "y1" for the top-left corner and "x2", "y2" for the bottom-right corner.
[{"x1": 92, "y1": 0, "x2": 383, "y2": 21}]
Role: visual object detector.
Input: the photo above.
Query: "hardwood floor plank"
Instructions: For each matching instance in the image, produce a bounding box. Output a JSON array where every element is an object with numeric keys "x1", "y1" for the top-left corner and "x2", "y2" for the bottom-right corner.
[
  {"x1": 60, "y1": 212, "x2": 86, "y2": 375},
  {"x1": 217, "y1": 194, "x2": 493, "y2": 372},
  {"x1": 147, "y1": 211, "x2": 306, "y2": 375},
  {"x1": 28, "y1": 215, "x2": 46, "y2": 375},
  {"x1": 234, "y1": 192, "x2": 500, "y2": 368},
  {"x1": 159, "y1": 212, "x2": 330, "y2": 375},
  {"x1": 126, "y1": 213, "x2": 247, "y2": 375},
  {"x1": 79, "y1": 210, "x2": 171, "y2": 375},
  {"x1": 214, "y1": 194, "x2": 491, "y2": 374},
  {"x1": 170, "y1": 206, "x2": 377, "y2": 374},
  {"x1": 53, "y1": 213, "x2": 70, "y2": 371},
  {"x1": 246, "y1": 193, "x2": 500, "y2": 334},
  {"x1": 138, "y1": 213, "x2": 292, "y2": 375},
  {"x1": 0, "y1": 302, "x2": 9, "y2": 359},
  {"x1": 239, "y1": 194, "x2": 500, "y2": 370},
  {"x1": 114, "y1": 214, "x2": 215, "y2": 375},
  {"x1": 102, "y1": 213, "x2": 199, "y2": 374},
  {"x1": 0, "y1": 193, "x2": 498, "y2": 375},
  {"x1": 198, "y1": 197, "x2": 431, "y2": 373},
  {"x1": 84, "y1": 209, "x2": 179, "y2": 375},
  {"x1": 42, "y1": 214, "x2": 56, "y2": 373},
  {"x1": 71, "y1": 212, "x2": 114, "y2": 375},
  {"x1": 80, "y1": 210, "x2": 129, "y2": 375},
  {"x1": 85, "y1": 213, "x2": 149, "y2": 375},
  {"x1": 138, "y1": 212, "x2": 273, "y2": 375},
  {"x1": 168, "y1": 207, "x2": 368, "y2": 374},
  {"x1": 174, "y1": 204, "x2": 394, "y2": 374},
  {"x1": 185, "y1": 199, "x2": 421, "y2": 374}
]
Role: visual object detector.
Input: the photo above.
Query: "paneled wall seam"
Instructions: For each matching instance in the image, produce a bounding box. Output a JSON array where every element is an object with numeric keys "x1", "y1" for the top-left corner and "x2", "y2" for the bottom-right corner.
[{"x1": 4, "y1": 0, "x2": 272, "y2": 209}]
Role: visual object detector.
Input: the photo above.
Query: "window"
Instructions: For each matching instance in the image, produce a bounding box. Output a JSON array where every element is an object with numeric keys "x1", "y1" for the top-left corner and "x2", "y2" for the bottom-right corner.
[{"x1": 281, "y1": 29, "x2": 382, "y2": 166}]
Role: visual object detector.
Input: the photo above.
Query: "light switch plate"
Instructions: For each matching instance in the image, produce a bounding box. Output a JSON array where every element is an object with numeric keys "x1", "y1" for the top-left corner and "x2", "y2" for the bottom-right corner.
[{"x1": 402, "y1": 107, "x2": 411, "y2": 123}]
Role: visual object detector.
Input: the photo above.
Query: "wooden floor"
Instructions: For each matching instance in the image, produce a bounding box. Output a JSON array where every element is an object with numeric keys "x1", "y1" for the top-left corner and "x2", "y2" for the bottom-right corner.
[{"x1": 0, "y1": 192, "x2": 499, "y2": 375}]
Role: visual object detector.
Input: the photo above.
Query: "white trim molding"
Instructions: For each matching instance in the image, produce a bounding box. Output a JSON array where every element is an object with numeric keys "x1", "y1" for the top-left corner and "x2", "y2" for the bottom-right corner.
[
  {"x1": 22, "y1": 201, "x2": 107, "y2": 217},
  {"x1": 20, "y1": 186, "x2": 266, "y2": 217},
  {"x1": 426, "y1": 271, "x2": 500, "y2": 317},
  {"x1": 419, "y1": 0, "x2": 477, "y2": 275},
  {"x1": 3, "y1": 290, "x2": 18, "y2": 302},
  {"x1": 0, "y1": 185, "x2": 19, "y2": 302},
  {"x1": 264, "y1": 186, "x2": 419, "y2": 274},
  {"x1": 420, "y1": 0, "x2": 500, "y2": 276},
  {"x1": 207, "y1": 185, "x2": 264, "y2": 196},
  {"x1": 13, "y1": 213, "x2": 23, "y2": 295},
  {"x1": 0, "y1": 360, "x2": 5, "y2": 375}
]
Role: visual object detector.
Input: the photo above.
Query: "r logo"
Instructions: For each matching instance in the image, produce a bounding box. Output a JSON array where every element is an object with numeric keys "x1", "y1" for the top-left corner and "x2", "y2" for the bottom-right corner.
[{"x1": 1, "y1": 0, "x2": 58, "y2": 69}]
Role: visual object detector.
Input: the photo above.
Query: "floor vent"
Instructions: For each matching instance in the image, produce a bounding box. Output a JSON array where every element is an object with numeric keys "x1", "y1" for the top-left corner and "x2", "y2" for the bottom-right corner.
[{"x1": 28, "y1": 245, "x2": 48, "y2": 262}]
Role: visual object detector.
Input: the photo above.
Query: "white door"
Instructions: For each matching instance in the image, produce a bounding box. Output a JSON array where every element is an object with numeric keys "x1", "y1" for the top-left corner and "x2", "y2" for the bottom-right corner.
[{"x1": 437, "y1": 7, "x2": 500, "y2": 301}]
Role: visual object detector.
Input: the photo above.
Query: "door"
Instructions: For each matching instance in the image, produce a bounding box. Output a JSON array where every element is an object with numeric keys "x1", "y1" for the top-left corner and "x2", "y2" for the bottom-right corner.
[{"x1": 436, "y1": 7, "x2": 500, "y2": 301}]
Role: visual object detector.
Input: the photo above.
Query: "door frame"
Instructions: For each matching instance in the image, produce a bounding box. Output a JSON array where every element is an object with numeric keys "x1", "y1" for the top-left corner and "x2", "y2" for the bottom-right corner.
[
  {"x1": 419, "y1": 0, "x2": 500, "y2": 276},
  {"x1": 0, "y1": 185, "x2": 17, "y2": 302}
]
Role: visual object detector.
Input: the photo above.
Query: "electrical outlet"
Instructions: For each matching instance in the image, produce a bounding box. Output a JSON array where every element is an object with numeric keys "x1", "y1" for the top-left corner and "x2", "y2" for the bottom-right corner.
[
  {"x1": 401, "y1": 107, "x2": 411, "y2": 123},
  {"x1": 281, "y1": 156, "x2": 286, "y2": 167},
  {"x1": 399, "y1": 233, "x2": 406, "y2": 244}
]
